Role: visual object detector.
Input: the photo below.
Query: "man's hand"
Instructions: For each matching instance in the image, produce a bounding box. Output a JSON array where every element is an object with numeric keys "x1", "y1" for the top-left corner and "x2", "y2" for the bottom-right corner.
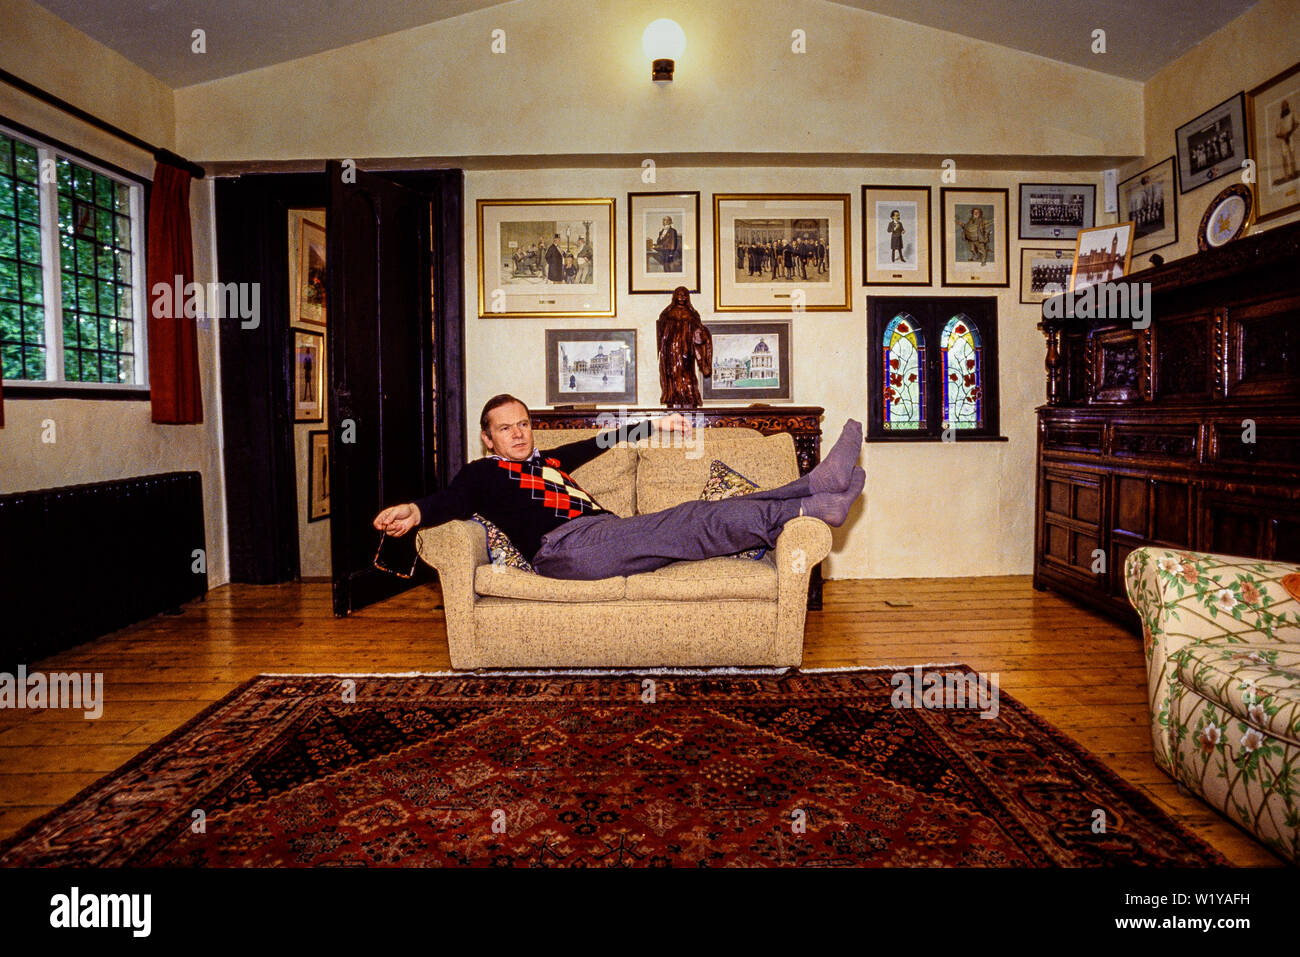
[
  {"x1": 654, "y1": 412, "x2": 694, "y2": 436},
  {"x1": 373, "y1": 503, "x2": 421, "y2": 536}
]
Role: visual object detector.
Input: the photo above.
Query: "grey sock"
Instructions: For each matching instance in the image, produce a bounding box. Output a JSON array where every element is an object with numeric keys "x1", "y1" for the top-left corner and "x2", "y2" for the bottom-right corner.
[
  {"x1": 808, "y1": 418, "x2": 863, "y2": 493},
  {"x1": 800, "y1": 467, "x2": 865, "y2": 527}
]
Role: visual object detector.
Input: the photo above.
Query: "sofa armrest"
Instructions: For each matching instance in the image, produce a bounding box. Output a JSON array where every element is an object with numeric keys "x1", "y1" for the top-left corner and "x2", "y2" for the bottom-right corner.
[
  {"x1": 1124, "y1": 546, "x2": 1300, "y2": 772},
  {"x1": 771, "y1": 516, "x2": 833, "y2": 665},
  {"x1": 415, "y1": 520, "x2": 489, "y2": 661}
]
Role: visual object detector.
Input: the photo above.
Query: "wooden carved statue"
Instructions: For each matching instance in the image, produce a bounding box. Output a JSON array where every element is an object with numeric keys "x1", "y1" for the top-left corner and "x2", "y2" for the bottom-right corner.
[{"x1": 656, "y1": 286, "x2": 713, "y2": 408}]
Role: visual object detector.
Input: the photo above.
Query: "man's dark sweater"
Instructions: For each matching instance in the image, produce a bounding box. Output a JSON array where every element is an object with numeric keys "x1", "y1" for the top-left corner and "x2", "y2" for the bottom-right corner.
[{"x1": 412, "y1": 424, "x2": 640, "y2": 563}]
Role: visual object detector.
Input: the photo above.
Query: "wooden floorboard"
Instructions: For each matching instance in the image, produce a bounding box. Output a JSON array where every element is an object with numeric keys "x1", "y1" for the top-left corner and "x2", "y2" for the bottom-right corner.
[{"x1": 0, "y1": 576, "x2": 1285, "y2": 866}]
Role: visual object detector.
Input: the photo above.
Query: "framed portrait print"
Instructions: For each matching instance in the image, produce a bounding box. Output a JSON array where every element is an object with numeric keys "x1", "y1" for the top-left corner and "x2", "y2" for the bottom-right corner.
[
  {"x1": 628, "y1": 191, "x2": 700, "y2": 294},
  {"x1": 545, "y1": 328, "x2": 636, "y2": 405},
  {"x1": 861, "y1": 185, "x2": 931, "y2": 286},
  {"x1": 712, "y1": 193, "x2": 851, "y2": 311},
  {"x1": 1019, "y1": 247, "x2": 1073, "y2": 304},
  {"x1": 1017, "y1": 183, "x2": 1096, "y2": 240},
  {"x1": 477, "y1": 199, "x2": 615, "y2": 317},
  {"x1": 1119, "y1": 157, "x2": 1179, "y2": 256},
  {"x1": 1247, "y1": 61, "x2": 1300, "y2": 223},
  {"x1": 307, "y1": 430, "x2": 330, "y2": 522},
  {"x1": 296, "y1": 217, "x2": 327, "y2": 327},
  {"x1": 701, "y1": 320, "x2": 791, "y2": 401},
  {"x1": 940, "y1": 188, "x2": 1009, "y2": 287},
  {"x1": 1069, "y1": 222, "x2": 1135, "y2": 293},
  {"x1": 1176, "y1": 92, "x2": 1248, "y2": 193},
  {"x1": 293, "y1": 330, "x2": 324, "y2": 422}
]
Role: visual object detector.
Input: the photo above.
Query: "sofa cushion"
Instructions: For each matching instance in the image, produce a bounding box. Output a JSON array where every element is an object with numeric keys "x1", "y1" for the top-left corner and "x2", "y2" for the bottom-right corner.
[
  {"x1": 624, "y1": 553, "x2": 778, "y2": 601},
  {"x1": 532, "y1": 432, "x2": 637, "y2": 518},
  {"x1": 637, "y1": 432, "x2": 800, "y2": 515},
  {"x1": 1175, "y1": 641, "x2": 1300, "y2": 747},
  {"x1": 474, "y1": 564, "x2": 626, "y2": 601},
  {"x1": 699, "y1": 460, "x2": 766, "y2": 560},
  {"x1": 470, "y1": 514, "x2": 535, "y2": 572}
]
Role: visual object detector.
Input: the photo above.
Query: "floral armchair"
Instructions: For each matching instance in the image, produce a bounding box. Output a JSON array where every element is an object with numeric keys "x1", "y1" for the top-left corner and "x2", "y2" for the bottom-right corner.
[{"x1": 1125, "y1": 547, "x2": 1300, "y2": 863}]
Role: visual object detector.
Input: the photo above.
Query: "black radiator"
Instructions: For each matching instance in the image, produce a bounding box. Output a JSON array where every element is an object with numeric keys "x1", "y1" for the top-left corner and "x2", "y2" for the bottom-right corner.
[{"x1": 0, "y1": 471, "x2": 208, "y2": 670}]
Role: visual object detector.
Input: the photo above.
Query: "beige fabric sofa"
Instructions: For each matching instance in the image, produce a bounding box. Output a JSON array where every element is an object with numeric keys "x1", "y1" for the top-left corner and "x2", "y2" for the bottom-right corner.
[{"x1": 415, "y1": 427, "x2": 832, "y2": 669}]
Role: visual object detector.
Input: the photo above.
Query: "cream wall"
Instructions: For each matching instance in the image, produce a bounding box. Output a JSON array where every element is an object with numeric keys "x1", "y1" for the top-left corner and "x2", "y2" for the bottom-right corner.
[
  {"x1": 0, "y1": 0, "x2": 229, "y2": 588},
  {"x1": 1123, "y1": 0, "x2": 1300, "y2": 259},
  {"x1": 173, "y1": 0, "x2": 1143, "y2": 164},
  {"x1": 464, "y1": 164, "x2": 1096, "y2": 579}
]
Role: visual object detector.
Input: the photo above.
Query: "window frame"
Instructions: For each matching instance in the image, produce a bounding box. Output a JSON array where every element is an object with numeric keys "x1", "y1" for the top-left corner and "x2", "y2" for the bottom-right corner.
[
  {"x1": 866, "y1": 295, "x2": 1005, "y2": 442},
  {"x1": 0, "y1": 114, "x2": 151, "y2": 398}
]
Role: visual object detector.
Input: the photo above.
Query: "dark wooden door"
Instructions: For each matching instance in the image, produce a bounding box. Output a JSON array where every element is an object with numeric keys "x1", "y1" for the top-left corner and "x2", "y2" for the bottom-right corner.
[{"x1": 326, "y1": 163, "x2": 438, "y2": 615}]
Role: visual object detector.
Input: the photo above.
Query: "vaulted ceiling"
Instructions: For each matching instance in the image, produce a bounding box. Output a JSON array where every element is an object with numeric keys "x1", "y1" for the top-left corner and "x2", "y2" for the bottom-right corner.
[{"x1": 29, "y1": 0, "x2": 1256, "y2": 87}]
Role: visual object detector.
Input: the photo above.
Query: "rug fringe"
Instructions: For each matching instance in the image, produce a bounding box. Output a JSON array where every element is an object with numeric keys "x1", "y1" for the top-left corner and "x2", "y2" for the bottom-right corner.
[{"x1": 255, "y1": 663, "x2": 969, "y2": 678}]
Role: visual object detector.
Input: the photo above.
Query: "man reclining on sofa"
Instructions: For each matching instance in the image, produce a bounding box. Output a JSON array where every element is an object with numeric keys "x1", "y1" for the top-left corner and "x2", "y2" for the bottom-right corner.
[{"x1": 373, "y1": 393, "x2": 864, "y2": 581}]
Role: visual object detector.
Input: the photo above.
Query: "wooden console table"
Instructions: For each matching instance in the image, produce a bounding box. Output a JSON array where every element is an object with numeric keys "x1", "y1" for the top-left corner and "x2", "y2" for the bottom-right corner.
[
  {"x1": 531, "y1": 405, "x2": 826, "y2": 609},
  {"x1": 1034, "y1": 221, "x2": 1300, "y2": 627}
]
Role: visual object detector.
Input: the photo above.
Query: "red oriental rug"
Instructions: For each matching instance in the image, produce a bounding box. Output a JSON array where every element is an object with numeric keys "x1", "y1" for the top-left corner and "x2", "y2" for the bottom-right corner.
[{"x1": 0, "y1": 667, "x2": 1228, "y2": 867}]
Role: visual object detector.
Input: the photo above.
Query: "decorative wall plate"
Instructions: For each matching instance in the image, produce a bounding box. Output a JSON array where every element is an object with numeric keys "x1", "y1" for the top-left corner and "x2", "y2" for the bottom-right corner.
[{"x1": 1197, "y1": 183, "x2": 1253, "y2": 251}]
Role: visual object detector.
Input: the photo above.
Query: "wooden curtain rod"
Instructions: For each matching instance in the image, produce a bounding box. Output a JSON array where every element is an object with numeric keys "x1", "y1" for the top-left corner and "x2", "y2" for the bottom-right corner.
[{"x1": 0, "y1": 67, "x2": 205, "y2": 180}]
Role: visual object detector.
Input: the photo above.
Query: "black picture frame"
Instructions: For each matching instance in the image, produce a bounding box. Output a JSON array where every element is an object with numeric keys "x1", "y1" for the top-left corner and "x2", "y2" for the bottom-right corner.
[
  {"x1": 544, "y1": 328, "x2": 637, "y2": 405},
  {"x1": 701, "y1": 320, "x2": 792, "y2": 402},
  {"x1": 1017, "y1": 182, "x2": 1097, "y2": 240},
  {"x1": 1175, "y1": 92, "x2": 1248, "y2": 194}
]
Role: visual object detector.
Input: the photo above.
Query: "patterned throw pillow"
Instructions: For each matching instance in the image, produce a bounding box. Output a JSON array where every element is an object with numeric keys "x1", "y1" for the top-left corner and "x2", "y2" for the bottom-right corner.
[
  {"x1": 470, "y1": 514, "x2": 535, "y2": 573},
  {"x1": 699, "y1": 460, "x2": 767, "y2": 560}
]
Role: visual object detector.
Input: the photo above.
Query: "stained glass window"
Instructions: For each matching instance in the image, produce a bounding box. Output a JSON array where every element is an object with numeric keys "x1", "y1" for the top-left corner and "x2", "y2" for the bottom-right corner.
[
  {"x1": 941, "y1": 314, "x2": 982, "y2": 429},
  {"x1": 882, "y1": 312, "x2": 924, "y2": 430},
  {"x1": 0, "y1": 125, "x2": 143, "y2": 387}
]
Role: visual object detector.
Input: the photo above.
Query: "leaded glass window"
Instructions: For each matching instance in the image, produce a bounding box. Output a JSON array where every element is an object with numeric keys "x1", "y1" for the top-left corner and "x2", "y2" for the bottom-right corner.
[
  {"x1": 0, "y1": 125, "x2": 145, "y2": 389},
  {"x1": 882, "y1": 312, "x2": 924, "y2": 431},
  {"x1": 867, "y1": 297, "x2": 1001, "y2": 441},
  {"x1": 941, "y1": 314, "x2": 982, "y2": 429}
]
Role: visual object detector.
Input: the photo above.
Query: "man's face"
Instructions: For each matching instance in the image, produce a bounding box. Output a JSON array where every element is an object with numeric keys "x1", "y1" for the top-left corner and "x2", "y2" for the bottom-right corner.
[{"x1": 482, "y1": 402, "x2": 534, "y2": 461}]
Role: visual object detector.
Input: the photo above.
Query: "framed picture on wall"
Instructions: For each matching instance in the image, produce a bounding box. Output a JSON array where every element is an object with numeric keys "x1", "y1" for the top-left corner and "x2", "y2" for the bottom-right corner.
[
  {"x1": 1069, "y1": 222, "x2": 1135, "y2": 292},
  {"x1": 1246, "y1": 61, "x2": 1300, "y2": 223},
  {"x1": 712, "y1": 193, "x2": 851, "y2": 311},
  {"x1": 861, "y1": 185, "x2": 931, "y2": 285},
  {"x1": 628, "y1": 191, "x2": 700, "y2": 294},
  {"x1": 544, "y1": 328, "x2": 636, "y2": 405},
  {"x1": 940, "y1": 187, "x2": 1009, "y2": 287},
  {"x1": 476, "y1": 198, "x2": 615, "y2": 317},
  {"x1": 701, "y1": 320, "x2": 791, "y2": 401},
  {"x1": 1119, "y1": 157, "x2": 1179, "y2": 256},
  {"x1": 293, "y1": 329, "x2": 324, "y2": 422},
  {"x1": 1175, "y1": 92, "x2": 1248, "y2": 193},
  {"x1": 1016, "y1": 183, "x2": 1096, "y2": 240},
  {"x1": 296, "y1": 217, "x2": 327, "y2": 327},
  {"x1": 307, "y1": 430, "x2": 330, "y2": 522},
  {"x1": 1018, "y1": 247, "x2": 1073, "y2": 304}
]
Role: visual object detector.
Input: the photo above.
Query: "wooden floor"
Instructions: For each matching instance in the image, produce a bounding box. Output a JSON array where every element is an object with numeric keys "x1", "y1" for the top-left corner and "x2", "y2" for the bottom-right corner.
[{"x1": 0, "y1": 575, "x2": 1284, "y2": 865}]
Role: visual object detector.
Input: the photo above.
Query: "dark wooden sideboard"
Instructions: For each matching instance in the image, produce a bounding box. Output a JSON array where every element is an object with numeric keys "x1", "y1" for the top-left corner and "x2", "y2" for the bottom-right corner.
[
  {"x1": 1034, "y1": 221, "x2": 1300, "y2": 625},
  {"x1": 531, "y1": 405, "x2": 826, "y2": 608}
]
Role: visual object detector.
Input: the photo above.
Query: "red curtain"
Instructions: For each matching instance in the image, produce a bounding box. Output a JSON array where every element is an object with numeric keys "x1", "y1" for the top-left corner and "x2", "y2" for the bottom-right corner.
[{"x1": 145, "y1": 161, "x2": 202, "y2": 424}]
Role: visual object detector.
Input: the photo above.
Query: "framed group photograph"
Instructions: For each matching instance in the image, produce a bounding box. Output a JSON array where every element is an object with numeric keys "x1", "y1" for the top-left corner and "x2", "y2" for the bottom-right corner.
[
  {"x1": 1017, "y1": 183, "x2": 1096, "y2": 240},
  {"x1": 1119, "y1": 157, "x2": 1179, "y2": 256},
  {"x1": 712, "y1": 193, "x2": 851, "y2": 311},
  {"x1": 477, "y1": 198, "x2": 615, "y2": 317},
  {"x1": 296, "y1": 217, "x2": 327, "y2": 327},
  {"x1": 940, "y1": 188, "x2": 1009, "y2": 287},
  {"x1": 628, "y1": 191, "x2": 700, "y2": 294},
  {"x1": 307, "y1": 430, "x2": 330, "y2": 522},
  {"x1": 1069, "y1": 222, "x2": 1135, "y2": 293},
  {"x1": 1247, "y1": 61, "x2": 1300, "y2": 223},
  {"x1": 544, "y1": 328, "x2": 636, "y2": 406},
  {"x1": 861, "y1": 185, "x2": 932, "y2": 286},
  {"x1": 1175, "y1": 92, "x2": 1248, "y2": 193},
  {"x1": 701, "y1": 321, "x2": 791, "y2": 401},
  {"x1": 293, "y1": 329, "x2": 325, "y2": 422},
  {"x1": 1019, "y1": 247, "x2": 1073, "y2": 304}
]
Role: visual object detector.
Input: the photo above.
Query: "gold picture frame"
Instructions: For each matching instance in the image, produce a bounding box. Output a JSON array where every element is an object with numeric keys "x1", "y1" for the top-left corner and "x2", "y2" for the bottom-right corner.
[
  {"x1": 1068, "y1": 222, "x2": 1135, "y2": 293},
  {"x1": 295, "y1": 216, "x2": 326, "y2": 327},
  {"x1": 476, "y1": 198, "x2": 615, "y2": 317},
  {"x1": 1246, "y1": 60, "x2": 1300, "y2": 223},
  {"x1": 712, "y1": 193, "x2": 851, "y2": 311}
]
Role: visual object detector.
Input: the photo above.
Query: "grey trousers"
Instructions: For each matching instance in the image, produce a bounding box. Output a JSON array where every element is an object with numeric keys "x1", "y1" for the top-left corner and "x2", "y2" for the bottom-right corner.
[{"x1": 531, "y1": 491, "x2": 804, "y2": 580}]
